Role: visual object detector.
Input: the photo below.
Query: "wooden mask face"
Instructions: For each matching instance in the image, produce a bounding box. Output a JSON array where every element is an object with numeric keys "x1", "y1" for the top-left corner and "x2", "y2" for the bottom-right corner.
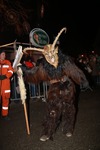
[{"x1": 43, "y1": 45, "x2": 59, "y2": 68}]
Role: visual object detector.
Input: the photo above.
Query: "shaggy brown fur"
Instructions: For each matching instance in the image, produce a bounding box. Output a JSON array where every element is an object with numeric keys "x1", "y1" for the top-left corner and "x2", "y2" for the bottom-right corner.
[{"x1": 22, "y1": 49, "x2": 89, "y2": 141}]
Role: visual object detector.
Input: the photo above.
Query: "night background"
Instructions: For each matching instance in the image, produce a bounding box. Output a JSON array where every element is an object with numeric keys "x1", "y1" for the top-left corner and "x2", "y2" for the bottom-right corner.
[{"x1": 0, "y1": 0, "x2": 100, "y2": 56}]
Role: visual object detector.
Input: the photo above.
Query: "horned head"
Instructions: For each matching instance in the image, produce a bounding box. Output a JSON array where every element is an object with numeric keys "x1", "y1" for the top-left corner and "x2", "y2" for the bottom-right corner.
[{"x1": 23, "y1": 27, "x2": 67, "y2": 68}]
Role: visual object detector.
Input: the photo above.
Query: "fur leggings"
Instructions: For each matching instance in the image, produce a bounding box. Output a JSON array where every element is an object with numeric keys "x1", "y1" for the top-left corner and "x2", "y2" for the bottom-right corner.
[{"x1": 41, "y1": 79, "x2": 77, "y2": 140}]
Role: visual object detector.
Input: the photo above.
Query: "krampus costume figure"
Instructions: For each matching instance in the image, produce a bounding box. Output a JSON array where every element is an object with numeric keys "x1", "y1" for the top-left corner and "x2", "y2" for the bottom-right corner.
[{"x1": 22, "y1": 28, "x2": 89, "y2": 141}]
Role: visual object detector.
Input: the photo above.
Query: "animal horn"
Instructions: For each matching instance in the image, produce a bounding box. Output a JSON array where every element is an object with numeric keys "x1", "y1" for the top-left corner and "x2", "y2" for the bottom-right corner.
[
  {"x1": 52, "y1": 27, "x2": 67, "y2": 49},
  {"x1": 23, "y1": 47, "x2": 44, "y2": 54}
]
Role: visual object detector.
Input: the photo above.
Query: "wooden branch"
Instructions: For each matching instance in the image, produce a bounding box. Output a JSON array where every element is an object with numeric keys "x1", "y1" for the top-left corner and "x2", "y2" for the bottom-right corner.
[
  {"x1": 24, "y1": 103, "x2": 30, "y2": 135},
  {"x1": 0, "y1": 42, "x2": 14, "y2": 48}
]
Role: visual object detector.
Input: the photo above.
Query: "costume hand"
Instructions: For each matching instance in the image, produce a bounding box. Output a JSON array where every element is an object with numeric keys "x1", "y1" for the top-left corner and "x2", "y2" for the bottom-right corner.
[
  {"x1": 80, "y1": 80, "x2": 89, "y2": 90},
  {"x1": 0, "y1": 75, "x2": 7, "y2": 80}
]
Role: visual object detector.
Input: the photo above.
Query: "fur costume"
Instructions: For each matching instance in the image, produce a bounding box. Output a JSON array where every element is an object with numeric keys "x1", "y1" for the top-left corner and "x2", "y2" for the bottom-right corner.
[
  {"x1": 22, "y1": 49, "x2": 88, "y2": 141},
  {"x1": 22, "y1": 28, "x2": 89, "y2": 141}
]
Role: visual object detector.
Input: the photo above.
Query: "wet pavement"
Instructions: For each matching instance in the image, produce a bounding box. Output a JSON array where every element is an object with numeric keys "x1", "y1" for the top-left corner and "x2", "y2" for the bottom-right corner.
[{"x1": 0, "y1": 86, "x2": 100, "y2": 150}]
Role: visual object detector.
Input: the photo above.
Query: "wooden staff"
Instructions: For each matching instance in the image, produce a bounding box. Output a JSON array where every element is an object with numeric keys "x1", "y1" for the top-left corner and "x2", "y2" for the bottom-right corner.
[
  {"x1": 13, "y1": 45, "x2": 30, "y2": 135},
  {"x1": 0, "y1": 42, "x2": 14, "y2": 48},
  {"x1": 0, "y1": 41, "x2": 31, "y2": 48},
  {"x1": 17, "y1": 67, "x2": 30, "y2": 135},
  {"x1": 23, "y1": 103, "x2": 30, "y2": 135}
]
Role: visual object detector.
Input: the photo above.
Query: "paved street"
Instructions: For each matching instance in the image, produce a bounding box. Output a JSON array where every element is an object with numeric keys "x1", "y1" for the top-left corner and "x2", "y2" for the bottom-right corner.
[{"x1": 0, "y1": 86, "x2": 100, "y2": 150}]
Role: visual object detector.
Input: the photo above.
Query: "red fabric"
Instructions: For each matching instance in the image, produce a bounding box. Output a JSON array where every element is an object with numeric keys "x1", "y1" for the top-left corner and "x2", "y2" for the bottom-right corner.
[
  {"x1": 0, "y1": 59, "x2": 14, "y2": 116},
  {"x1": 0, "y1": 59, "x2": 14, "y2": 94},
  {"x1": 25, "y1": 61, "x2": 34, "y2": 68},
  {"x1": 2, "y1": 95, "x2": 9, "y2": 116}
]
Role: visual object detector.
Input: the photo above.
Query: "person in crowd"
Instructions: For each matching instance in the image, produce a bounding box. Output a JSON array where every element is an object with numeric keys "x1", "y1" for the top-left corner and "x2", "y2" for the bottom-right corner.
[
  {"x1": 76, "y1": 57, "x2": 93, "y2": 89},
  {"x1": 89, "y1": 55, "x2": 99, "y2": 87},
  {"x1": 21, "y1": 55, "x2": 36, "y2": 98},
  {"x1": 0, "y1": 49, "x2": 14, "y2": 120}
]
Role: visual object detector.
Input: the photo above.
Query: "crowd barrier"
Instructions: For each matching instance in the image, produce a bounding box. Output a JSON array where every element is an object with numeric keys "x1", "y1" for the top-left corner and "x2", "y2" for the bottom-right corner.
[
  {"x1": 10, "y1": 74, "x2": 48, "y2": 102},
  {"x1": 10, "y1": 73, "x2": 100, "y2": 101}
]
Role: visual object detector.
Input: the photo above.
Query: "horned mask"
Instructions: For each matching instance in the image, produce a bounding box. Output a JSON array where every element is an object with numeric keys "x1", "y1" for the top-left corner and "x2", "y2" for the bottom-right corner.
[{"x1": 23, "y1": 27, "x2": 67, "y2": 68}]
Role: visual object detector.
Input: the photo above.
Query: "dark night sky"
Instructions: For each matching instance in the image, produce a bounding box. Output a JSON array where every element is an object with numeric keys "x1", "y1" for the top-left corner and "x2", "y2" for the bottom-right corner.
[
  {"x1": 46, "y1": 1, "x2": 100, "y2": 55},
  {"x1": 0, "y1": 0, "x2": 100, "y2": 56}
]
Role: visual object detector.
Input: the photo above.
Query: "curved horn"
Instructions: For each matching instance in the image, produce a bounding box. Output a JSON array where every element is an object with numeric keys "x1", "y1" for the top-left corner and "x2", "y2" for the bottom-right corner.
[
  {"x1": 52, "y1": 27, "x2": 67, "y2": 49},
  {"x1": 23, "y1": 47, "x2": 44, "y2": 54}
]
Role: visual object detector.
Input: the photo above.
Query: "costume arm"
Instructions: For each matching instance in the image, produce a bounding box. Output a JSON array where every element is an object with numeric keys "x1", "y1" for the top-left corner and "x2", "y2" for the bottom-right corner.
[
  {"x1": 63, "y1": 60, "x2": 89, "y2": 88},
  {"x1": 23, "y1": 64, "x2": 49, "y2": 84}
]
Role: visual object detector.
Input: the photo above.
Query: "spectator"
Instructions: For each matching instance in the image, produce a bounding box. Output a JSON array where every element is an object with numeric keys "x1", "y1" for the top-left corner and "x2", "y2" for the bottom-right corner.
[
  {"x1": 21, "y1": 55, "x2": 36, "y2": 97},
  {"x1": 0, "y1": 49, "x2": 14, "y2": 120},
  {"x1": 76, "y1": 57, "x2": 93, "y2": 89},
  {"x1": 89, "y1": 55, "x2": 99, "y2": 87}
]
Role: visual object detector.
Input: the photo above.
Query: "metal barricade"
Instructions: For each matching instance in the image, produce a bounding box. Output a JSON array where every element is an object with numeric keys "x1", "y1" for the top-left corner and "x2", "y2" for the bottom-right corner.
[
  {"x1": 10, "y1": 74, "x2": 48, "y2": 101},
  {"x1": 29, "y1": 81, "x2": 48, "y2": 101}
]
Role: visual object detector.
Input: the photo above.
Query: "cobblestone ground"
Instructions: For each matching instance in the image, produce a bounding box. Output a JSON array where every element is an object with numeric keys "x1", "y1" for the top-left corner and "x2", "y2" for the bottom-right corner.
[{"x1": 0, "y1": 85, "x2": 100, "y2": 150}]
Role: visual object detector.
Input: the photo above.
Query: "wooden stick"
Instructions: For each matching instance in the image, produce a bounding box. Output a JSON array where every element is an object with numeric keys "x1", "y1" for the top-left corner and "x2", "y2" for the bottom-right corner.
[
  {"x1": 23, "y1": 102, "x2": 30, "y2": 135},
  {"x1": 17, "y1": 67, "x2": 30, "y2": 135},
  {"x1": 0, "y1": 42, "x2": 14, "y2": 48}
]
